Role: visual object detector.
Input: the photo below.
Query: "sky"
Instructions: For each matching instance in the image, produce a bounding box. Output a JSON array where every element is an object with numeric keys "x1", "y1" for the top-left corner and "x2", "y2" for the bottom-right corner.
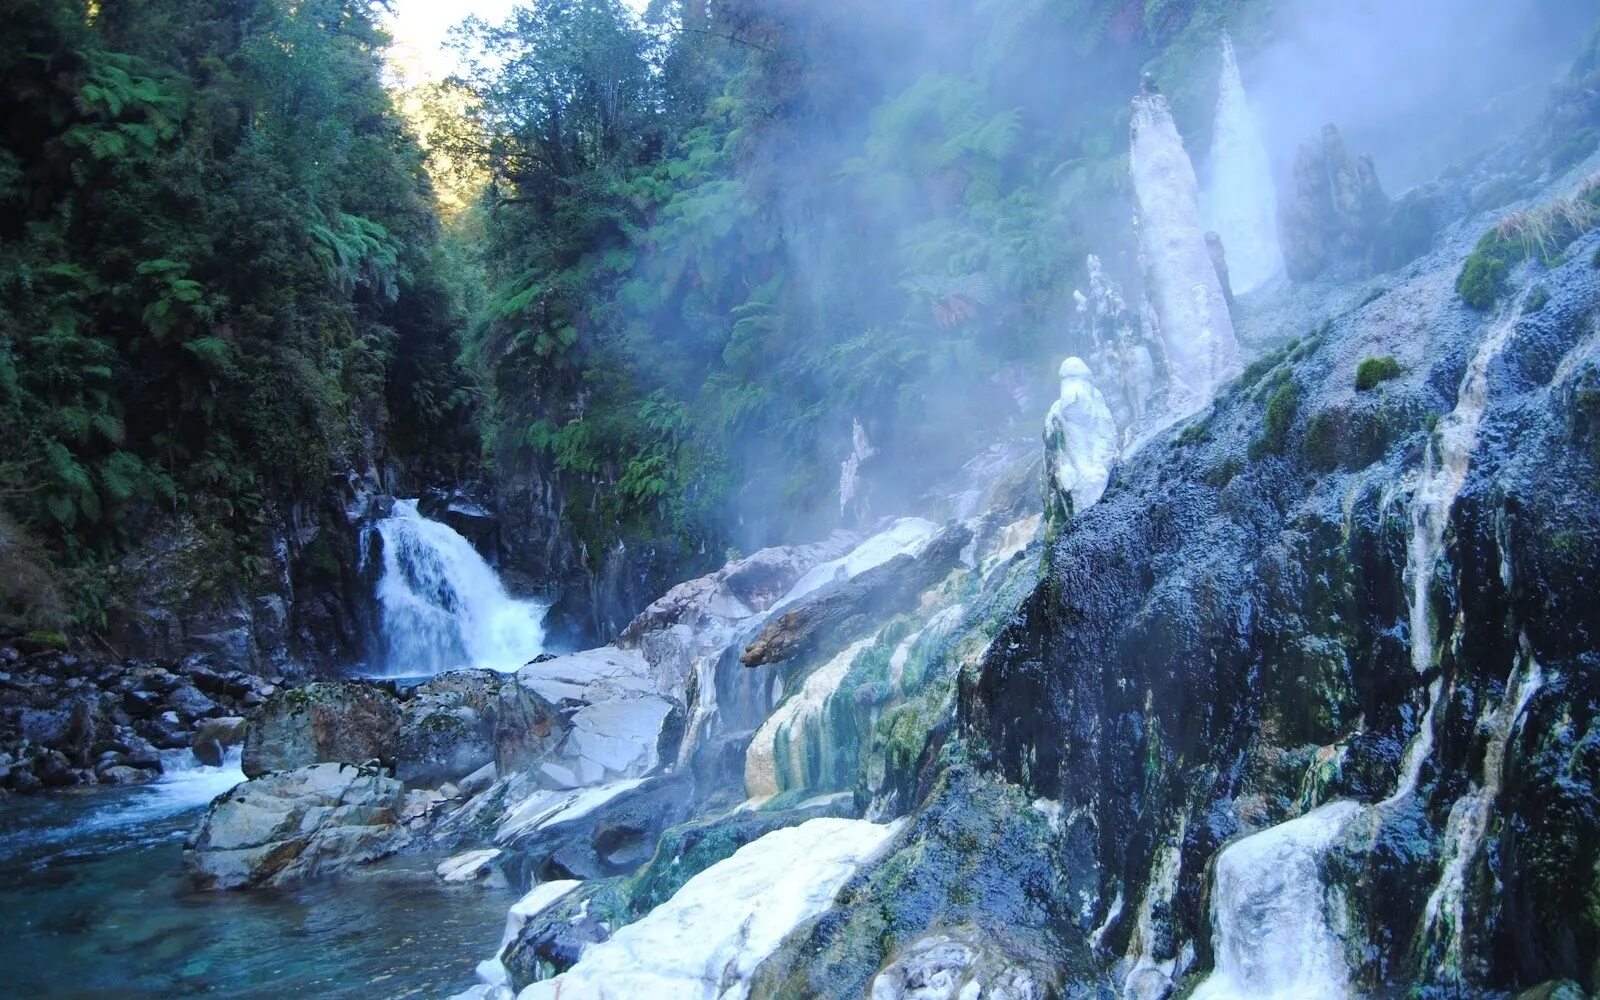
[
  {"x1": 385, "y1": 0, "x2": 651, "y2": 82},
  {"x1": 384, "y1": 0, "x2": 521, "y2": 81}
]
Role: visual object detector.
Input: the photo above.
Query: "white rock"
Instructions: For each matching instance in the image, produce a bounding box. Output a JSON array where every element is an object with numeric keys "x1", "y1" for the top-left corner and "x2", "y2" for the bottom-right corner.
[
  {"x1": 517, "y1": 818, "x2": 905, "y2": 1000},
  {"x1": 437, "y1": 848, "x2": 502, "y2": 883},
  {"x1": 1044, "y1": 358, "x2": 1119, "y2": 516},
  {"x1": 1130, "y1": 90, "x2": 1240, "y2": 405}
]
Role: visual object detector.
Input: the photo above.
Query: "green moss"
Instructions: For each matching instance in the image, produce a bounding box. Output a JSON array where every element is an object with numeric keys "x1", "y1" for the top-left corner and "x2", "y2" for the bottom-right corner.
[
  {"x1": 1204, "y1": 456, "x2": 1243, "y2": 488},
  {"x1": 1459, "y1": 186, "x2": 1600, "y2": 308},
  {"x1": 1249, "y1": 377, "x2": 1300, "y2": 459},
  {"x1": 1458, "y1": 242, "x2": 1513, "y2": 310},
  {"x1": 22, "y1": 629, "x2": 68, "y2": 651},
  {"x1": 1175, "y1": 418, "x2": 1212, "y2": 448},
  {"x1": 1528, "y1": 284, "x2": 1552, "y2": 312},
  {"x1": 1354, "y1": 355, "x2": 1403, "y2": 392},
  {"x1": 1303, "y1": 410, "x2": 1341, "y2": 472}
]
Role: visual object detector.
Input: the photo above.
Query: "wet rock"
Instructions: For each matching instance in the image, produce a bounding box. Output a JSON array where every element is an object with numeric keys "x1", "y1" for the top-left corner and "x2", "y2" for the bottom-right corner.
[
  {"x1": 192, "y1": 738, "x2": 225, "y2": 767},
  {"x1": 437, "y1": 848, "x2": 502, "y2": 884},
  {"x1": 497, "y1": 776, "x2": 698, "y2": 888},
  {"x1": 192, "y1": 715, "x2": 247, "y2": 750},
  {"x1": 1279, "y1": 124, "x2": 1389, "y2": 281},
  {"x1": 869, "y1": 928, "x2": 1047, "y2": 1000},
  {"x1": 185, "y1": 762, "x2": 407, "y2": 890},
  {"x1": 96, "y1": 763, "x2": 155, "y2": 786},
  {"x1": 242, "y1": 682, "x2": 400, "y2": 778},
  {"x1": 741, "y1": 523, "x2": 972, "y2": 668},
  {"x1": 458, "y1": 761, "x2": 498, "y2": 799},
  {"x1": 397, "y1": 670, "x2": 504, "y2": 788}
]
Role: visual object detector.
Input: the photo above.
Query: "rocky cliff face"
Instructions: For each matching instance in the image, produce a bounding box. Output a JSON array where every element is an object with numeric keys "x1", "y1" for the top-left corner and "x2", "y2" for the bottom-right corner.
[{"x1": 756, "y1": 154, "x2": 1600, "y2": 996}]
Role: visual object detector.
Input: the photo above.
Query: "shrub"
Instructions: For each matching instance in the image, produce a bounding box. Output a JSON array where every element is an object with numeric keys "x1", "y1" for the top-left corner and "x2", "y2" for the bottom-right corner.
[
  {"x1": 1355, "y1": 356, "x2": 1403, "y2": 392},
  {"x1": 1249, "y1": 378, "x2": 1300, "y2": 459},
  {"x1": 1303, "y1": 409, "x2": 1341, "y2": 472},
  {"x1": 1457, "y1": 177, "x2": 1600, "y2": 309}
]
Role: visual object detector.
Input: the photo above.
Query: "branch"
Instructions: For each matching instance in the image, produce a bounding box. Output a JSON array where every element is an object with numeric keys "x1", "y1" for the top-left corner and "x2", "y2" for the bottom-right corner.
[{"x1": 679, "y1": 27, "x2": 776, "y2": 54}]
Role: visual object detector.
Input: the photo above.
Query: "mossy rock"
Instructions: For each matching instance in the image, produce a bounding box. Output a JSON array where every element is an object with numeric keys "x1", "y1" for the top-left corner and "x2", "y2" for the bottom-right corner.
[
  {"x1": 1355, "y1": 356, "x2": 1403, "y2": 392},
  {"x1": 242, "y1": 681, "x2": 401, "y2": 778}
]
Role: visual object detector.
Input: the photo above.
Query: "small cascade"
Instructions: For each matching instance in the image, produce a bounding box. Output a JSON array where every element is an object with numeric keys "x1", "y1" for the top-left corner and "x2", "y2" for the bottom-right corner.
[
  {"x1": 1385, "y1": 300, "x2": 1523, "y2": 803},
  {"x1": 1202, "y1": 33, "x2": 1282, "y2": 293},
  {"x1": 375, "y1": 499, "x2": 547, "y2": 676},
  {"x1": 1417, "y1": 640, "x2": 1544, "y2": 980},
  {"x1": 1190, "y1": 802, "x2": 1362, "y2": 1000},
  {"x1": 1130, "y1": 86, "x2": 1240, "y2": 407}
]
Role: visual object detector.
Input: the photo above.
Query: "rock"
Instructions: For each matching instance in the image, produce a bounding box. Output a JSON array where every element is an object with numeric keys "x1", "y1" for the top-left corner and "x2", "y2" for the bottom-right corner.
[
  {"x1": 184, "y1": 762, "x2": 407, "y2": 890},
  {"x1": 242, "y1": 682, "x2": 400, "y2": 778},
  {"x1": 19, "y1": 708, "x2": 69, "y2": 747},
  {"x1": 437, "y1": 848, "x2": 502, "y2": 884},
  {"x1": 96, "y1": 764, "x2": 155, "y2": 786},
  {"x1": 396, "y1": 670, "x2": 501, "y2": 789},
  {"x1": 192, "y1": 715, "x2": 248, "y2": 749},
  {"x1": 192, "y1": 738, "x2": 225, "y2": 767},
  {"x1": 869, "y1": 928, "x2": 1047, "y2": 1000},
  {"x1": 166, "y1": 683, "x2": 219, "y2": 720},
  {"x1": 32, "y1": 749, "x2": 78, "y2": 788},
  {"x1": 497, "y1": 776, "x2": 699, "y2": 887},
  {"x1": 458, "y1": 761, "x2": 497, "y2": 799},
  {"x1": 516, "y1": 818, "x2": 903, "y2": 998},
  {"x1": 1279, "y1": 123, "x2": 1389, "y2": 281},
  {"x1": 1043, "y1": 357, "x2": 1118, "y2": 525},
  {"x1": 493, "y1": 674, "x2": 568, "y2": 775},
  {"x1": 741, "y1": 523, "x2": 972, "y2": 668}
]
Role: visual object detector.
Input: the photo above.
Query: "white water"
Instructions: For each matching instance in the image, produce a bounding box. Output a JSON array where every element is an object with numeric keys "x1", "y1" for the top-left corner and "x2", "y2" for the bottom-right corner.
[
  {"x1": 1202, "y1": 33, "x2": 1282, "y2": 293},
  {"x1": 1191, "y1": 802, "x2": 1361, "y2": 1000},
  {"x1": 1192, "y1": 305, "x2": 1524, "y2": 999},
  {"x1": 1130, "y1": 90, "x2": 1240, "y2": 407},
  {"x1": 1386, "y1": 301, "x2": 1523, "y2": 805},
  {"x1": 375, "y1": 499, "x2": 547, "y2": 676},
  {"x1": 1418, "y1": 644, "x2": 1543, "y2": 980}
]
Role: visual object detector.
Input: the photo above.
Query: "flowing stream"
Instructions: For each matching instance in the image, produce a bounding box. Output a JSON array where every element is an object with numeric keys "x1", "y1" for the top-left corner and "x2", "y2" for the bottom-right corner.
[
  {"x1": 375, "y1": 499, "x2": 548, "y2": 676},
  {"x1": 0, "y1": 751, "x2": 514, "y2": 999}
]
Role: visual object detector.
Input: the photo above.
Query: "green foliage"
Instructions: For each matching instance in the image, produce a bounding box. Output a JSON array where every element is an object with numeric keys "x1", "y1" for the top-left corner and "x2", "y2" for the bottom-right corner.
[
  {"x1": 1354, "y1": 356, "x2": 1403, "y2": 392},
  {"x1": 1249, "y1": 372, "x2": 1300, "y2": 459},
  {"x1": 1458, "y1": 181, "x2": 1600, "y2": 309},
  {"x1": 0, "y1": 0, "x2": 474, "y2": 630},
  {"x1": 456, "y1": 0, "x2": 1180, "y2": 562}
]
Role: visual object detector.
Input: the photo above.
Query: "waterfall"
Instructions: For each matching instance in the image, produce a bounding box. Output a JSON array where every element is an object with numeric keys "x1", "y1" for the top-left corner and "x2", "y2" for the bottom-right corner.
[
  {"x1": 1130, "y1": 88, "x2": 1240, "y2": 406},
  {"x1": 375, "y1": 499, "x2": 547, "y2": 676},
  {"x1": 1385, "y1": 300, "x2": 1523, "y2": 804},
  {"x1": 1203, "y1": 33, "x2": 1283, "y2": 293},
  {"x1": 1192, "y1": 303, "x2": 1526, "y2": 999},
  {"x1": 1190, "y1": 802, "x2": 1361, "y2": 1000}
]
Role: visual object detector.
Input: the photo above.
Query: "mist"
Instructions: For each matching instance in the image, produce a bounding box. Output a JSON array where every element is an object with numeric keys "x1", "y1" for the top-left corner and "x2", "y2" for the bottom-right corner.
[{"x1": 1246, "y1": 0, "x2": 1594, "y2": 192}]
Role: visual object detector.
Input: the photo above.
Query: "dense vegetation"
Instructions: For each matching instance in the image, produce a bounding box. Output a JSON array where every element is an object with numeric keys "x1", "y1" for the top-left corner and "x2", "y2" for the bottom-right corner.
[
  {"x1": 0, "y1": 0, "x2": 471, "y2": 631},
  {"x1": 442, "y1": 0, "x2": 1257, "y2": 569}
]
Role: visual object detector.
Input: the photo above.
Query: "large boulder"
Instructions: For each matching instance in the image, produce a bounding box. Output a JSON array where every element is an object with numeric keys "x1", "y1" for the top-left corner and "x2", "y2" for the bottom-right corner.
[
  {"x1": 397, "y1": 669, "x2": 502, "y2": 788},
  {"x1": 184, "y1": 762, "x2": 407, "y2": 890},
  {"x1": 241, "y1": 682, "x2": 400, "y2": 778}
]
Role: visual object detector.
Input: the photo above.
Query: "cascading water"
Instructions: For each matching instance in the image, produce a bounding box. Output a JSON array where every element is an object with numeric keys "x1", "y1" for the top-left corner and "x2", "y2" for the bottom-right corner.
[
  {"x1": 1130, "y1": 86, "x2": 1240, "y2": 407},
  {"x1": 1202, "y1": 33, "x2": 1282, "y2": 293},
  {"x1": 1385, "y1": 298, "x2": 1524, "y2": 806},
  {"x1": 1190, "y1": 802, "x2": 1361, "y2": 1000},
  {"x1": 1192, "y1": 302, "x2": 1526, "y2": 999},
  {"x1": 375, "y1": 500, "x2": 548, "y2": 676}
]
